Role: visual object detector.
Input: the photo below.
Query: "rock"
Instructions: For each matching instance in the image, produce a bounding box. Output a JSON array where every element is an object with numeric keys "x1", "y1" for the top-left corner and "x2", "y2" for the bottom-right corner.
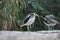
[{"x1": 0, "y1": 30, "x2": 60, "y2": 40}]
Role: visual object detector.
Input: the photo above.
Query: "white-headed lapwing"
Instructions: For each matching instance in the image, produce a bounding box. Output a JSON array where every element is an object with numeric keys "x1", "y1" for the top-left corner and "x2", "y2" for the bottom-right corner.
[{"x1": 20, "y1": 13, "x2": 39, "y2": 31}]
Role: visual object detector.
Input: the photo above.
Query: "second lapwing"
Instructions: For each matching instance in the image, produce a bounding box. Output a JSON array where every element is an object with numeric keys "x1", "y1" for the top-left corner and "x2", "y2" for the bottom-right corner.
[{"x1": 43, "y1": 15, "x2": 59, "y2": 30}]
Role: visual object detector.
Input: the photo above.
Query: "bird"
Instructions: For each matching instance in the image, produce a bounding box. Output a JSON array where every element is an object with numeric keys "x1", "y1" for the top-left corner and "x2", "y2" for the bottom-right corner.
[
  {"x1": 20, "y1": 13, "x2": 39, "y2": 31},
  {"x1": 43, "y1": 15, "x2": 59, "y2": 30}
]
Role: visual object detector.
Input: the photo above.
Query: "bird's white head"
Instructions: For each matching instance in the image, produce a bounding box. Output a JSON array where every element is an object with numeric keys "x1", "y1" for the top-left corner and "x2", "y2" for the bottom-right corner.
[
  {"x1": 31, "y1": 13, "x2": 39, "y2": 17},
  {"x1": 29, "y1": 13, "x2": 36, "y2": 17},
  {"x1": 29, "y1": 13, "x2": 43, "y2": 18}
]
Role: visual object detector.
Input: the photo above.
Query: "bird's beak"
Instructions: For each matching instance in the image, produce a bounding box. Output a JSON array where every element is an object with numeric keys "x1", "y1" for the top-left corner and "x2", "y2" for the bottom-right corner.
[
  {"x1": 36, "y1": 14, "x2": 43, "y2": 19},
  {"x1": 36, "y1": 14, "x2": 39, "y2": 17},
  {"x1": 39, "y1": 16, "x2": 44, "y2": 19}
]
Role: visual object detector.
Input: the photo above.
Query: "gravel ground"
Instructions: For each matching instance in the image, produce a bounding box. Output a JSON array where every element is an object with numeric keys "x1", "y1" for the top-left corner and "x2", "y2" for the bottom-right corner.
[{"x1": 0, "y1": 30, "x2": 60, "y2": 40}]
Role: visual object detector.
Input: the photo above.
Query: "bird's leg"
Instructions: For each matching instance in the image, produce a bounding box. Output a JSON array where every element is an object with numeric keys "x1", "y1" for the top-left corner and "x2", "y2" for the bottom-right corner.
[
  {"x1": 48, "y1": 26, "x2": 53, "y2": 30},
  {"x1": 48, "y1": 26, "x2": 51, "y2": 30},
  {"x1": 52, "y1": 26, "x2": 55, "y2": 30},
  {"x1": 48, "y1": 26, "x2": 50, "y2": 30},
  {"x1": 30, "y1": 25, "x2": 32, "y2": 29},
  {"x1": 50, "y1": 26, "x2": 52, "y2": 30},
  {"x1": 50, "y1": 26, "x2": 55, "y2": 30},
  {"x1": 27, "y1": 26, "x2": 30, "y2": 31}
]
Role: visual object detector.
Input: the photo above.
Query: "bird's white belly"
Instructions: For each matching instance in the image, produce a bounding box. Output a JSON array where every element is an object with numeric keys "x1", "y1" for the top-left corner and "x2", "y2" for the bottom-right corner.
[{"x1": 25, "y1": 17, "x2": 35, "y2": 25}]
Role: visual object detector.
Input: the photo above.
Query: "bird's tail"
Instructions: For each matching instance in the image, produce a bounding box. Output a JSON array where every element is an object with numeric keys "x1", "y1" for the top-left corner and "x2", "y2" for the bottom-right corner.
[{"x1": 20, "y1": 24, "x2": 25, "y2": 27}]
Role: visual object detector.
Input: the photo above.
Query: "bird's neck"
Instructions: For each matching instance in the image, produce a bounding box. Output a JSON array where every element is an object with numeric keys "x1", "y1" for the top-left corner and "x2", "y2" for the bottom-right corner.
[{"x1": 30, "y1": 16, "x2": 35, "y2": 18}]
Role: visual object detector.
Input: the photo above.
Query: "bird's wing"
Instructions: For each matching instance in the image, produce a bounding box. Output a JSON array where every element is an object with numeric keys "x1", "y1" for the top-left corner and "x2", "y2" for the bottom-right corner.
[
  {"x1": 43, "y1": 20, "x2": 49, "y2": 24},
  {"x1": 23, "y1": 14, "x2": 31, "y2": 24},
  {"x1": 51, "y1": 19, "x2": 59, "y2": 24},
  {"x1": 20, "y1": 14, "x2": 31, "y2": 27}
]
